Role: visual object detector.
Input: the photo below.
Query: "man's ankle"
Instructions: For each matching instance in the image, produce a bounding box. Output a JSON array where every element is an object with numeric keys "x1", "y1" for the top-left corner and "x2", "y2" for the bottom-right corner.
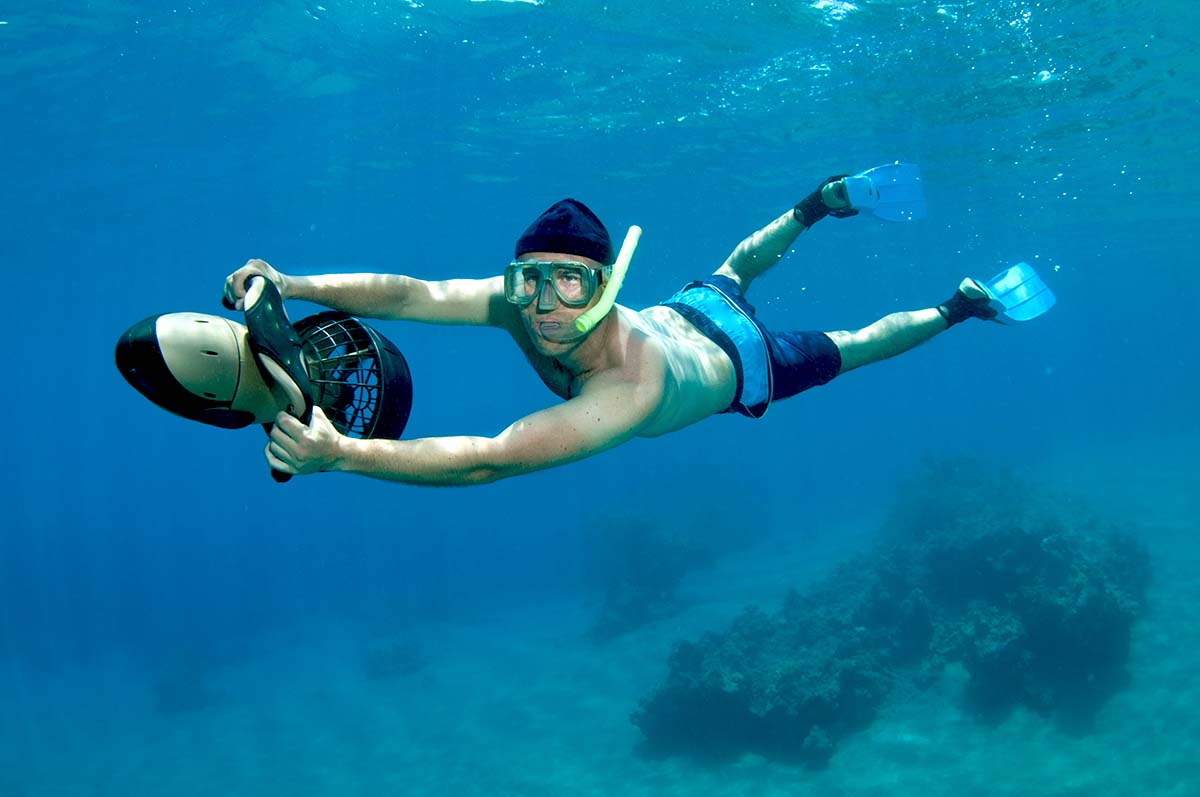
[
  {"x1": 793, "y1": 174, "x2": 854, "y2": 228},
  {"x1": 937, "y1": 278, "x2": 996, "y2": 327}
]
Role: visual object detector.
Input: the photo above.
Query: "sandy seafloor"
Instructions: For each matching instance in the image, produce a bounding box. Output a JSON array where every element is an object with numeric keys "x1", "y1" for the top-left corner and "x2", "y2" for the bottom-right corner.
[{"x1": 5, "y1": 432, "x2": 1196, "y2": 797}]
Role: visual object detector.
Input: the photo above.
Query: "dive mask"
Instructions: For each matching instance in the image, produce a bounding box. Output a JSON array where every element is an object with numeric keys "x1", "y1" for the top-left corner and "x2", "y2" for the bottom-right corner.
[{"x1": 504, "y1": 260, "x2": 609, "y2": 309}]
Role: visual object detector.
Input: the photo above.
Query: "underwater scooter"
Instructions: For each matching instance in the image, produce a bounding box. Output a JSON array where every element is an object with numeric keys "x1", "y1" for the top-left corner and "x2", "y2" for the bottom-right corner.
[{"x1": 115, "y1": 277, "x2": 413, "y2": 482}]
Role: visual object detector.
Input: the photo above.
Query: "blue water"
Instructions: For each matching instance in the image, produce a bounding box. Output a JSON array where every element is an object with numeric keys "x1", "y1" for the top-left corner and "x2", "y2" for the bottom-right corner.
[{"x1": 3, "y1": 1, "x2": 1198, "y2": 794}]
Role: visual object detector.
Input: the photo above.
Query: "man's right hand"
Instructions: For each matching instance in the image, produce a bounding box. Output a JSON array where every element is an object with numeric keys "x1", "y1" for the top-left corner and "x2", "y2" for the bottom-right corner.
[{"x1": 223, "y1": 259, "x2": 289, "y2": 310}]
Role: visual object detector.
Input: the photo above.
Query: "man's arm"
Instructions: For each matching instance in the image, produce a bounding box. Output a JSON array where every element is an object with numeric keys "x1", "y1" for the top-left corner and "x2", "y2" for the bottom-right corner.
[
  {"x1": 224, "y1": 259, "x2": 513, "y2": 327},
  {"x1": 286, "y1": 273, "x2": 512, "y2": 326},
  {"x1": 265, "y1": 374, "x2": 662, "y2": 486}
]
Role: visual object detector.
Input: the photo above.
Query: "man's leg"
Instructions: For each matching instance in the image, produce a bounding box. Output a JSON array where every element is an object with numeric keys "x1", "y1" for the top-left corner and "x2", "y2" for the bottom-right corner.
[
  {"x1": 714, "y1": 180, "x2": 850, "y2": 291},
  {"x1": 713, "y1": 210, "x2": 804, "y2": 290},
  {"x1": 826, "y1": 279, "x2": 992, "y2": 373}
]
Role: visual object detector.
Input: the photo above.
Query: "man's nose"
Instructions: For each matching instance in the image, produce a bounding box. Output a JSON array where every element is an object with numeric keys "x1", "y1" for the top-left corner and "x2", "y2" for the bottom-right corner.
[{"x1": 537, "y1": 278, "x2": 558, "y2": 311}]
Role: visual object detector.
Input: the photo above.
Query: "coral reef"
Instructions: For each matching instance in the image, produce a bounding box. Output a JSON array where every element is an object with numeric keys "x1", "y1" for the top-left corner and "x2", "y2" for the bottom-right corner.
[{"x1": 631, "y1": 463, "x2": 1151, "y2": 766}]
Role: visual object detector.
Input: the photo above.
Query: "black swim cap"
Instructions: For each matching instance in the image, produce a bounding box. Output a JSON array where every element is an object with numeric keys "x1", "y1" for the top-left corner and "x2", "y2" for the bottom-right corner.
[{"x1": 515, "y1": 198, "x2": 615, "y2": 265}]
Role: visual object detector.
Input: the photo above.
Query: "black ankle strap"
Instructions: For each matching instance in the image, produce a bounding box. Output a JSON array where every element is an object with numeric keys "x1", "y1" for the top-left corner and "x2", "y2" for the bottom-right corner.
[
  {"x1": 792, "y1": 174, "x2": 852, "y2": 228},
  {"x1": 938, "y1": 288, "x2": 996, "y2": 327}
]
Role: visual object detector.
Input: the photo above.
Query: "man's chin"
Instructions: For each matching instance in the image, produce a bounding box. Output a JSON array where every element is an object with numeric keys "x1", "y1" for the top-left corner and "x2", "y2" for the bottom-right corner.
[{"x1": 532, "y1": 337, "x2": 575, "y2": 355}]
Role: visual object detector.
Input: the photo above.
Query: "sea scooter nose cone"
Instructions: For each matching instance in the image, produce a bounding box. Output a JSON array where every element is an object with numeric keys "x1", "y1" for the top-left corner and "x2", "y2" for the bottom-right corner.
[{"x1": 115, "y1": 313, "x2": 261, "y2": 430}]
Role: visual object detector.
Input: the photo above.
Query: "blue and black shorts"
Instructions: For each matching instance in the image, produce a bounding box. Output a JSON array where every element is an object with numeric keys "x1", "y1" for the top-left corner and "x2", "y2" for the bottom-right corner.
[{"x1": 661, "y1": 275, "x2": 842, "y2": 418}]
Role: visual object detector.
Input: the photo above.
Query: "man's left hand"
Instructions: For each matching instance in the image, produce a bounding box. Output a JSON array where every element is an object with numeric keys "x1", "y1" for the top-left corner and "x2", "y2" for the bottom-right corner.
[{"x1": 265, "y1": 406, "x2": 342, "y2": 476}]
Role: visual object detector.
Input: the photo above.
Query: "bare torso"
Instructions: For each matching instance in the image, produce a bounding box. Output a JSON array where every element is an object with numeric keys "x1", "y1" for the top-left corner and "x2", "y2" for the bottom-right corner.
[{"x1": 519, "y1": 303, "x2": 737, "y2": 438}]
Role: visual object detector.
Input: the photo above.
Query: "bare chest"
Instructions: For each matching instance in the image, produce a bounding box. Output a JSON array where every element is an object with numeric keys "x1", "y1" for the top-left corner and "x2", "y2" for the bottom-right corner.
[{"x1": 529, "y1": 357, "x2": 580, "y2": 399}]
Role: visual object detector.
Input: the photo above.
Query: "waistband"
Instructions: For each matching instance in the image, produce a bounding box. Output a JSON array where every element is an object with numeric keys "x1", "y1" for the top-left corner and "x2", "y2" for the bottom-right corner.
[{"x1": 661, "y1": 280, "x2": 773, "y2": 418}]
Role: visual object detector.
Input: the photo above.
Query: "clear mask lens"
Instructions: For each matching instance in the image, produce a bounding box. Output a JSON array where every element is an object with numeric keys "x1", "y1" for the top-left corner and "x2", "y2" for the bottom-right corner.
[{"x1": 504, "y1": 261, "x2": 597, "y2": 308}]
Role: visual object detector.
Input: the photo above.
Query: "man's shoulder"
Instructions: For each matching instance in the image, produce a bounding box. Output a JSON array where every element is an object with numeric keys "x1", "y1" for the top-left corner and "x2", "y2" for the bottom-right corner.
[
  {"x1": 572, "y1": 364, "x2": 666, "y2": 438},
  {"x1": 580, "y1": 324, "x2": 668, "y2": 406},
  {"x1": 628, "y1": 303, "x2": 699, "y2": 335},
  {"x1": 628, "y1": 302, "x2": 672, "y2": 325},
  {"x1": 625, "y1": 303, "x2": 726, "y2": 362}
]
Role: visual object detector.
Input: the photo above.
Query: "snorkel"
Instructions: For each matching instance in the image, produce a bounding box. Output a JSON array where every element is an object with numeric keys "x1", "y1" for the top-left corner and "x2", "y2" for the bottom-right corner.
[{"x1": 574, "y1": 225, "x2": 642, "y2": 333}]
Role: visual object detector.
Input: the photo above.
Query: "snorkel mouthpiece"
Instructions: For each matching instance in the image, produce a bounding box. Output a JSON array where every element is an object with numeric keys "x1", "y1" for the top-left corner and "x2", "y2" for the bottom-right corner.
[{"x1": 575, "y1": 225, "x2": 642, "y2": 333}]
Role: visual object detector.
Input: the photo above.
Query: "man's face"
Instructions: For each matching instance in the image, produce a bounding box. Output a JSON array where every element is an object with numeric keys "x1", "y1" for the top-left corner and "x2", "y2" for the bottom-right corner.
[{"x1": 514, "y1": 252, "x2": 605, "y2": 354}]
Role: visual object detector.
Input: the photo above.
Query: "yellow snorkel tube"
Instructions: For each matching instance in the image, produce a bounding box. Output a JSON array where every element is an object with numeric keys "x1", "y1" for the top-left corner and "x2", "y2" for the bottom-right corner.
[{"x1": 575, "y1": 225, "x2": 642, "y2": 333}]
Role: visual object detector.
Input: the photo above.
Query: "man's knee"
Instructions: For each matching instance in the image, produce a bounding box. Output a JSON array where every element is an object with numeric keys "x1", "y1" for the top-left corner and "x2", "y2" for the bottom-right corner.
[{"x1": 824, "y1": 329, "x2": 865, "y2": 373}]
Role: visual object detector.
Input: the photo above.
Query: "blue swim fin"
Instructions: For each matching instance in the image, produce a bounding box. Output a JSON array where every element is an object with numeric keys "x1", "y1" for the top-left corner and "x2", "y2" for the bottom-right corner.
[
  {"x1": 981, "y1": 262, "x2": 1056, "y2": 323},
  {"x1": 842, "y1": 162, "x2": 926, "y2": 222}
]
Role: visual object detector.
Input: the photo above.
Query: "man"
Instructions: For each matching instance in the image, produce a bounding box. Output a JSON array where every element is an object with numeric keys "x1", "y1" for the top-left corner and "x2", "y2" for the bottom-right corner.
[{"x1": 222, "y1": 177, "x2": 996, "y2": 486}]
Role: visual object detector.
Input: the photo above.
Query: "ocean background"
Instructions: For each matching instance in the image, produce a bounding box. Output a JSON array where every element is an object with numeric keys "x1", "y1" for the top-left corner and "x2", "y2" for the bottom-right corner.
[{"x1": 2, "y1": 1, "x2": 1198, "y2": 794}]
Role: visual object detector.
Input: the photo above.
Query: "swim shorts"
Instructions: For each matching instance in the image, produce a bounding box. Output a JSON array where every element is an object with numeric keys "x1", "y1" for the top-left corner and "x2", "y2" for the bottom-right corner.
[{"x1": 660, "y1": 275, "x2": 842, "y2": 418}]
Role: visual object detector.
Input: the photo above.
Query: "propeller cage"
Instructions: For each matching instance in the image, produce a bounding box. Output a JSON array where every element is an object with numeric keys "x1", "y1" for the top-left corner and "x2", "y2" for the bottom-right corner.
[{"x1": 294, "y1": 311, "x2": 413, "y2": 440}]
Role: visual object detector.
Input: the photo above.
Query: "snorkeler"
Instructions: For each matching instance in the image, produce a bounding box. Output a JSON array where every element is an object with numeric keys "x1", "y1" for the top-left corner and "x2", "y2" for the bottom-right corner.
[{"x1": 219, "y1": 164, "x2": 1052, "y2": 486}]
